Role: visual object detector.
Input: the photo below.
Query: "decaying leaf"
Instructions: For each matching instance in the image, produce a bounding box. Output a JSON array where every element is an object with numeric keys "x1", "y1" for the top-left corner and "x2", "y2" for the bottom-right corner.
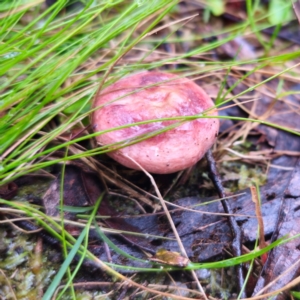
[{"x1": 149, "y1": 249, "x2": 190, "y2": 267}]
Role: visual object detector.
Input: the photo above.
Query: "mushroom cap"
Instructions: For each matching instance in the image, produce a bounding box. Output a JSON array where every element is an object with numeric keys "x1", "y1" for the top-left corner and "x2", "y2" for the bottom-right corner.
[{"x1": 92, "y1": 71, "x2": 219, "y2": 174}]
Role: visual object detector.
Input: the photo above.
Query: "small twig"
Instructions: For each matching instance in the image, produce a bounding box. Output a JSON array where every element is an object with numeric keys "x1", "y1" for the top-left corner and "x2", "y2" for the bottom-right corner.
[{"x1": 206, "y1": 149, "x2": 246, "y2": 298}]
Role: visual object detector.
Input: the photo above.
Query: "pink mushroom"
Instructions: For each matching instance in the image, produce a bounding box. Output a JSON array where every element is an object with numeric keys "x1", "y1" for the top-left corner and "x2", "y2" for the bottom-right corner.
[{"x1": 92, "y1": 71, "x2": 219, "y2": 174}]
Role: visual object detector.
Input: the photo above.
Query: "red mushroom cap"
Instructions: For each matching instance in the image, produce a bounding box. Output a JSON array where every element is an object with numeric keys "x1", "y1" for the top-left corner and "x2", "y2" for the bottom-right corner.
[{"x1": 92, "y1": 71, "x2": 219, "y2": 174}]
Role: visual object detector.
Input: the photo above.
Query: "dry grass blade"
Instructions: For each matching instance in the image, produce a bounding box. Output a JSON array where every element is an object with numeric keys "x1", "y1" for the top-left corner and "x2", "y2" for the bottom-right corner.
[
  {"x1": 248, "y1": 258, "x2": 300, "y2": 299},
  {"x1": 124, "y1": 154, "x2": 208, "y2": 300},
  {"x1": 0, "y1": 269, "x2": 17, "y2": 300},
  {"x1": 250, "y1": 186, "x2": 266, "y2": 250},
  {"x1": 0, "y1": 0, "x2": 44, "y2": 19}
]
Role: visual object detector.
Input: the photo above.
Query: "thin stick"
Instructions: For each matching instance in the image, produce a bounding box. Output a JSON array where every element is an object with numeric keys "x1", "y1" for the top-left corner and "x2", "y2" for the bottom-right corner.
[{"x1": 206, "y1": 149, "x2": 246, "y2": 298}]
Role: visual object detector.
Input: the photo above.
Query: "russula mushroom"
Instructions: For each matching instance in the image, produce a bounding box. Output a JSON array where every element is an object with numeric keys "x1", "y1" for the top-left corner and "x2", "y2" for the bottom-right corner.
[{"x1": 92, "y1": 71, "x2": 219, "y2": 174}]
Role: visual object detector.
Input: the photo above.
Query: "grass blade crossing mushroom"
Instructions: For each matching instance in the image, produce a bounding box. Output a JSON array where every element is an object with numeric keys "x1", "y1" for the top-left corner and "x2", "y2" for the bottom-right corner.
[{"x1": 92, "y1": 71, "x2": 219, "y2": 173}]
